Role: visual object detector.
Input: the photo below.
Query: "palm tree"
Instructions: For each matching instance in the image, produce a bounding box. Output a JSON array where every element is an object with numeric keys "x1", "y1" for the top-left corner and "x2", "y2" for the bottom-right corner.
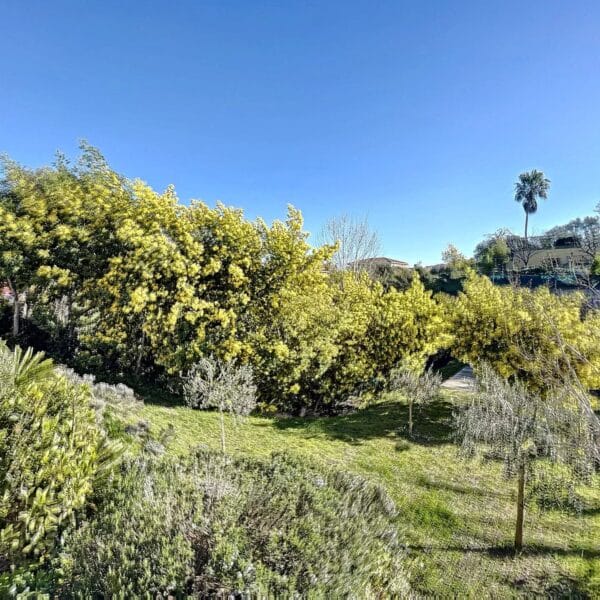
[{"x1": 514, "y1": 170, "x2": 550, "y2": 241}]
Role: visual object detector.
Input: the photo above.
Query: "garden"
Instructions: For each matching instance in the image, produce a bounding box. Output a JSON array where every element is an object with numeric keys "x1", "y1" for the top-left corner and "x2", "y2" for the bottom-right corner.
[{"x1": 0, "y1": 148, "x2": 598, "y2": 597}]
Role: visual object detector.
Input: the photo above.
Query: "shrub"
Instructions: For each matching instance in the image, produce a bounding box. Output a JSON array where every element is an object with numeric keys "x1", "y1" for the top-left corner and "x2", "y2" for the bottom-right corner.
[
  {"x1": 56, "y1": 458, "x2": 196, "y2": 598},
  {"x1": 455, "y1": 364, "x2": 599, "y2": 550},
  {"x1": 242, "y1": 208, "x2": 340, "y2": 411},
  {"x1": 0, "y1": 147, "x2": 450, "y2": 412},
  {"x1": 182, "y1": 357, "x2": 256, "y2": 414},
  {"x1": 58, "y1": 450, "x2": 410, "y2": 597},
  {"x1": 448, "y1": 270, "x2": 600, "y2": 391},
  {"x1": 0, "y1": 342, "x2": 119, "y2": 574},
  {"x1": 57, "y1": 366, "x2": 142, "y2": 420},
  {"x1": 315, "y1": 272, "x2": 450, "y2": 410},
  {"x1": 527, "y1": 463, "x2": 587, "y2": 513}
]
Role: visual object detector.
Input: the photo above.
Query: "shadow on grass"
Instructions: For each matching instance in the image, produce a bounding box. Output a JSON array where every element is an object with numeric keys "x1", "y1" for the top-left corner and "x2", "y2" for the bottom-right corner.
[
  {"x1": 127, "y1": 379, "x2": 183, "y2": 407},
  {"x1": 436, "y1": 358, "x2": 466, "y2": 381},
  {"x1": 272, "y1": 398, "x2": 455, "y2": 446},
  {"x1": 415, "y1": 473, "x2": 508, "y2": 499},
  {"x1": 579, "y1": 505, "x2": 600, "y2": 517},
  {"x1": 407, "y1": 543, "x2": 600, "y2": 560}
]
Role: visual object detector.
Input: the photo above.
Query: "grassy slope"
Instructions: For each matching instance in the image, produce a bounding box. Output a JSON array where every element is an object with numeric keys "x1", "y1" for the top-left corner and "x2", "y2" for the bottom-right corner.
[{"x1": 137, "y1": 391, "x2": 600, "y2": 598}]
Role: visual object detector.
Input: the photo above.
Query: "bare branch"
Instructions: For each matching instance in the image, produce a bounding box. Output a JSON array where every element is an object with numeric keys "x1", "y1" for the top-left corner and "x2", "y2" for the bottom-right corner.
[{"x1": 318, "y1": 214, "x2": 381, "y2": 274}]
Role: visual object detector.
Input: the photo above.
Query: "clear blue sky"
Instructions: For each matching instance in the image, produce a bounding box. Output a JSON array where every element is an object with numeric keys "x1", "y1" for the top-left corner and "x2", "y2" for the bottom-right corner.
[{"x1": 2, "y1": 1, "x2": 600, "y2": 265}]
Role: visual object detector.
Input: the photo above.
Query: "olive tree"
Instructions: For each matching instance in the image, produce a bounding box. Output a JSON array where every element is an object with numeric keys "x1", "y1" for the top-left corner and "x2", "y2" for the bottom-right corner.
[
  {"x1": 455, "y1": 364, "x2": 599, "y2": 551},
  {"x1": 390, "y1": 364, "x2": 441, "y2": 438},
  {"x1": 182, "y1": 357, "x2": 257, "y2": 453}
]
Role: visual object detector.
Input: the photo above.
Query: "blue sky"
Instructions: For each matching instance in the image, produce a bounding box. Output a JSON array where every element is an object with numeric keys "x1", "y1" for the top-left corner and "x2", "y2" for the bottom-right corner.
[{"x1": 1, "y1": 1, "x2": 600, "y2": 265}]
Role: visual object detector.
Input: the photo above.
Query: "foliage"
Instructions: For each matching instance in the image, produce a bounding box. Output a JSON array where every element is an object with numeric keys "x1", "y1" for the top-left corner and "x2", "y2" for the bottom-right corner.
[
  {"x1": 514, "y1": 169, "x2": 550, "y2": 239},
  {"x1": 0, "y1": 342, "x2": 119, "y2": 573},
  {"x1": 457, "y1": 365, "x2": 598, "y2": 480},
  {"x1": 415, "y1": 264, "x2": 465, "y2": 295},
  {"x1": 141, "y1": 393, "x2": 600, "y2": 599},
  {"x1": 57, "y1": 450, "x2": 410, "y2": 598},
  {"x1": 182, "y1": 357, "x2": 256, "y2": 452},
  {"x1": 371, "y1": 275, "x2": 450, "y2": 375},
  {"x1": 182, "y1": 357, "x2": 256, "y2": 414},
  {"x1": 0, "y1": 146, "x2": 134, "y2": 342},
  {"x1": 56, "y1": 457, "x2": 195, "y2": 598},
  {"x1": 474, "y1": 229, "x2": 511, "y2": 276},
  {"x1": 455, "y1": 364, "x2": 599, "y2": 549},
  {"x1": 390, "y1": 363, "x2": 441, "y2": 437},
  {"x1": 1, "y1": 146, "x2": 599, "y2": 597},
  {"x1": 312, "y1": 272, "x2": 449, "y2": 409},
  {"x1": 528, "y1": 463, "x2": 588, "y2": 513},
  {"x1": 414, "y1": 245, "x2": 475, "y2": 296},
  {"x1": 89, "y1": 194, "x2": 263, "y2": 375},
  {"x1": 592, "y1": 254, "x2": 600, "y2": 277},
  {"x1": 373, "y1": 263, "x2": 415, "y2": 291},
  {"x1": 0, "y1": 148, "x2": 454, "y2": 412},
  {"x1": 447, "y1": 270, "x2": 600, "y2": 391},
  {"x1": 242, "y1": 208, "x2": 340, "y2": 410},
  {"x1": 441, "y1": 244, "x2": 475, "y2": 276},
  {"x1": 57, "y1": 367, "x2": 143, "y2": 442}
]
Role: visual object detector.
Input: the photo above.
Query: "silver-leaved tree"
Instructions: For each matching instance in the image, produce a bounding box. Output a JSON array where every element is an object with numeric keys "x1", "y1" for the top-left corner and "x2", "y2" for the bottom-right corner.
[
  {"x1": 182, "y1": 357, "x2": 257, "y2": 453},
  {"x1": 456, "y1": 364, "x2": 599, "y2": 551},
  {"x1": 390, "y1": 364, "x2": 441, "y2": 438}
]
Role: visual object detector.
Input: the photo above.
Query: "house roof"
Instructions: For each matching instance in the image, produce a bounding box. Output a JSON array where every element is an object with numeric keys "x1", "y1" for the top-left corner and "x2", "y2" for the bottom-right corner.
[{"x1": 352, "y1": 257, "x2": 410, "y2": 267}]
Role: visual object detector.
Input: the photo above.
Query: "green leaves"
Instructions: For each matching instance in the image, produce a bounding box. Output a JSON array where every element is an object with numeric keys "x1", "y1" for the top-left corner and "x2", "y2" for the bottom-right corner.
[
  {"x1": 1, "y1": 343, "x2": 54, "y2": 389},
  {"x1": 0, "y1": 343, "x2": 121, "y2": 572},
  {"x1": 448, "y1": 271, "x2": 600, "y2": 391}
]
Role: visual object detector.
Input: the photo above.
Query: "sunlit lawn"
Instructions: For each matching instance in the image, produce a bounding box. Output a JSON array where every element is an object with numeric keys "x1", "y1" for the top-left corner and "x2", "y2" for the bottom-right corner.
[{"x1": 136, "y1": 391, "x2": 600, "y2": 598}]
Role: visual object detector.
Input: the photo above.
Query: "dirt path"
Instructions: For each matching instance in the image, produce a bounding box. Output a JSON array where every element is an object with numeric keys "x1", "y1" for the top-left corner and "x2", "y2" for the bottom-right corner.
[{"x1": 441, "y1": 365, "x2": 475, "y2": 391}]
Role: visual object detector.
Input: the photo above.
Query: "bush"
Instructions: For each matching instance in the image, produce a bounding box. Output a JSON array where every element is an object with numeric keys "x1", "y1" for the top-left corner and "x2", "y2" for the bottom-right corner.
[
  {"x1": 56, "y1": 458, "x2": 196, "y2": 598},
  {"x1": 57, "y1": 366, "x2": 142, "y2": 420},
  {"x1": 182, "y1": 357, "x2": 256, "y2": 414},
  {"x1": 0, "y1": 343, "x2": 119, "y2": 575},
  {"x1": 182, "y1": 357, "x2": 257, "y2": 452},
  {"x1": 314, "y1": 272, "x2": 450, "y2": 411},
  {"x1": 447, "y1": 271, "x2": 600, "y2": 391},
  {"x1": 57, "y1": 450, "x2": 410, "y2": 597},
  {"x1": 0, "y1": 148, "x2": 450, "y2": 412},
  {"x1": 528, "y1": 463, "x2": 587, "y2": 513}
]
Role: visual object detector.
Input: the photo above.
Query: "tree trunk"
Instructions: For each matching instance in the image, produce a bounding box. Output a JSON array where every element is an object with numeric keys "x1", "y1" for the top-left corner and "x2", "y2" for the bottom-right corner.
[
  {"x1": 219, "y1": 408, "x2": 226, "y2": 454},
  {"x1": 514, "y1": 461, "x2": 526, "y2": 551},
  {"x1": 408, "y1": 401, "x2": 413, "y2": 437},
  {"x1": 135, "y1": 331, "x2": 146, "y2": 375},
  {"x1": 7, "y1": 280, "x2": 20, "y2": 337},
  {"x1": 524, "y1": 211, "x2": 529, "y2": 242},
  {"x1": 12, "y1": 297, "x2": 20, "y2": 337}
]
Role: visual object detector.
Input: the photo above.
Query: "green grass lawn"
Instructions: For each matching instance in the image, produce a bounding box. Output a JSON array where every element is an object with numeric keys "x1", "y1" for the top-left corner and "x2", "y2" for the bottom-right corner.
[{"x1": 135, "y1": 391, "x2": 600, "y2": 598}]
